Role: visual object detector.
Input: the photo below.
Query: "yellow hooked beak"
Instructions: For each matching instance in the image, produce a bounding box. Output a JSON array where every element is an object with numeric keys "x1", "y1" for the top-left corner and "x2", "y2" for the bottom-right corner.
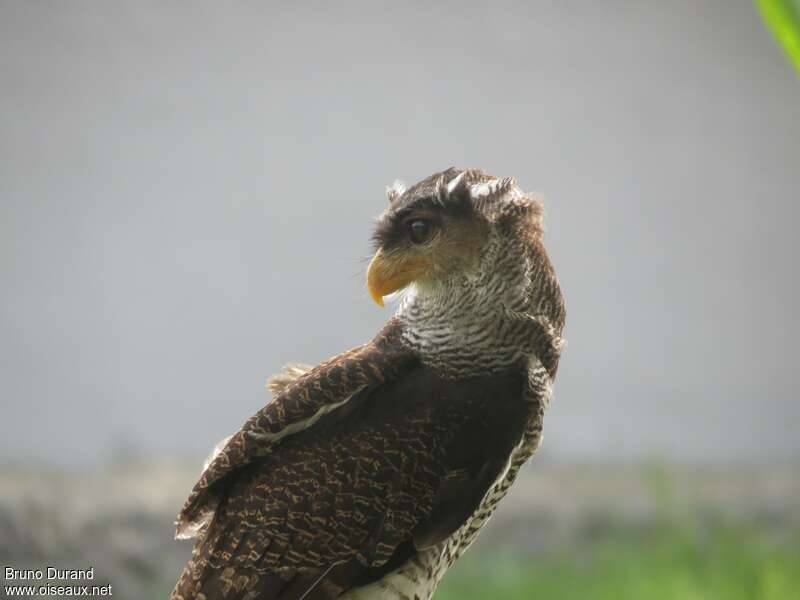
[{"x1": 366, "y1": 248, "x2": 430, "y2": 307}]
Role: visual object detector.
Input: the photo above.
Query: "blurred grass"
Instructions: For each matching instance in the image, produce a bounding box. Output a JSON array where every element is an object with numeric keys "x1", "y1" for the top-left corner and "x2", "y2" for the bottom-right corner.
[
  {"x1": 437, "y1": 516, "x2": 800, "y2": 600},
  {"x1": 5, "y1": 462, "x2": 799, "y2": 598}
]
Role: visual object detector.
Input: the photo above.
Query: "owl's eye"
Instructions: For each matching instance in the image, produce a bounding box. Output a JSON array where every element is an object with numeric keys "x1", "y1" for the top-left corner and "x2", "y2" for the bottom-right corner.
[{"x1": 408, "y1": 219, "x2": 433, "y2": 244}]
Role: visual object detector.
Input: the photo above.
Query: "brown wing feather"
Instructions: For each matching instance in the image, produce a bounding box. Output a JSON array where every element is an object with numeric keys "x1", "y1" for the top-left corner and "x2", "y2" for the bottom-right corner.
[
  {"x1": 171, "y1": 347, "x2": 533, "y2": 600},
  {"x1": 267, "y1": 363, "x2": 314, "y2": 396},
  {"x1": 176, "y1": 318, "x2": 417, "y2": 539}
]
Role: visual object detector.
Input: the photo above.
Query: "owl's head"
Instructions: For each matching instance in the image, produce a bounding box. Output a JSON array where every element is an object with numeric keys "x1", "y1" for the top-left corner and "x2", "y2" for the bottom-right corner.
[{"x1": 367, "y1": 168, "x2": 544, "y2": 306}]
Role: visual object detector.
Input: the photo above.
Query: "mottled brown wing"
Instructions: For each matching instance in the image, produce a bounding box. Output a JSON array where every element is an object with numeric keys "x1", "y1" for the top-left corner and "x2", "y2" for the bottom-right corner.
[
  {"x1": 172, "y1": 360, "x2": 532, "y2": 600},
  {"x1": 176, "y1": 318, "x2": 418, "y2": 540}
]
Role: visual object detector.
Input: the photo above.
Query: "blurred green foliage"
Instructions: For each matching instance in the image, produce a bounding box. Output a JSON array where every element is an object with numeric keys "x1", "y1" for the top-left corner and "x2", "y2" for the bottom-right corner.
[
  {"x1": 757, "y1": 0, "x2": 800, "y2": 73},
  {"x1": 437, "y1": 520, "x2": 800, "y2": 600}
]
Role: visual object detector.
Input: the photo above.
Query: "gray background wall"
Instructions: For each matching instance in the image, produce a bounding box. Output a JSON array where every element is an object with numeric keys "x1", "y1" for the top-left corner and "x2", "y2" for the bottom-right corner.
[{"x1": 1, "y1": 0, "x2": 798, "y2": 467}]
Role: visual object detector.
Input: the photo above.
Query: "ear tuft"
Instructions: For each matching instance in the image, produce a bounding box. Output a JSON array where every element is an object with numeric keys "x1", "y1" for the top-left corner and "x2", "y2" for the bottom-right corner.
[
  {"x1": 445, "y1": 171, "x2": 469, "y2": 198},
  {"x1": 386, "y1": 180, "x2": 406, "y2": 204}
]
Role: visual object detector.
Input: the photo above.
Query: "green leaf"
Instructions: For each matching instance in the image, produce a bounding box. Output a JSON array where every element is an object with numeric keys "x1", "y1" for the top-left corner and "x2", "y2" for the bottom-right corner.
[{"x1": 756, "y1": 0, "x2": 800, "y2": 74}]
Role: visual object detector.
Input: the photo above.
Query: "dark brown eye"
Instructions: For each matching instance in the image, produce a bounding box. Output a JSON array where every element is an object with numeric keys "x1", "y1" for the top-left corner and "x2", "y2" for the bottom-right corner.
[{"x1": 408, "y1": 219, "x2": 432, "y2": 244}]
